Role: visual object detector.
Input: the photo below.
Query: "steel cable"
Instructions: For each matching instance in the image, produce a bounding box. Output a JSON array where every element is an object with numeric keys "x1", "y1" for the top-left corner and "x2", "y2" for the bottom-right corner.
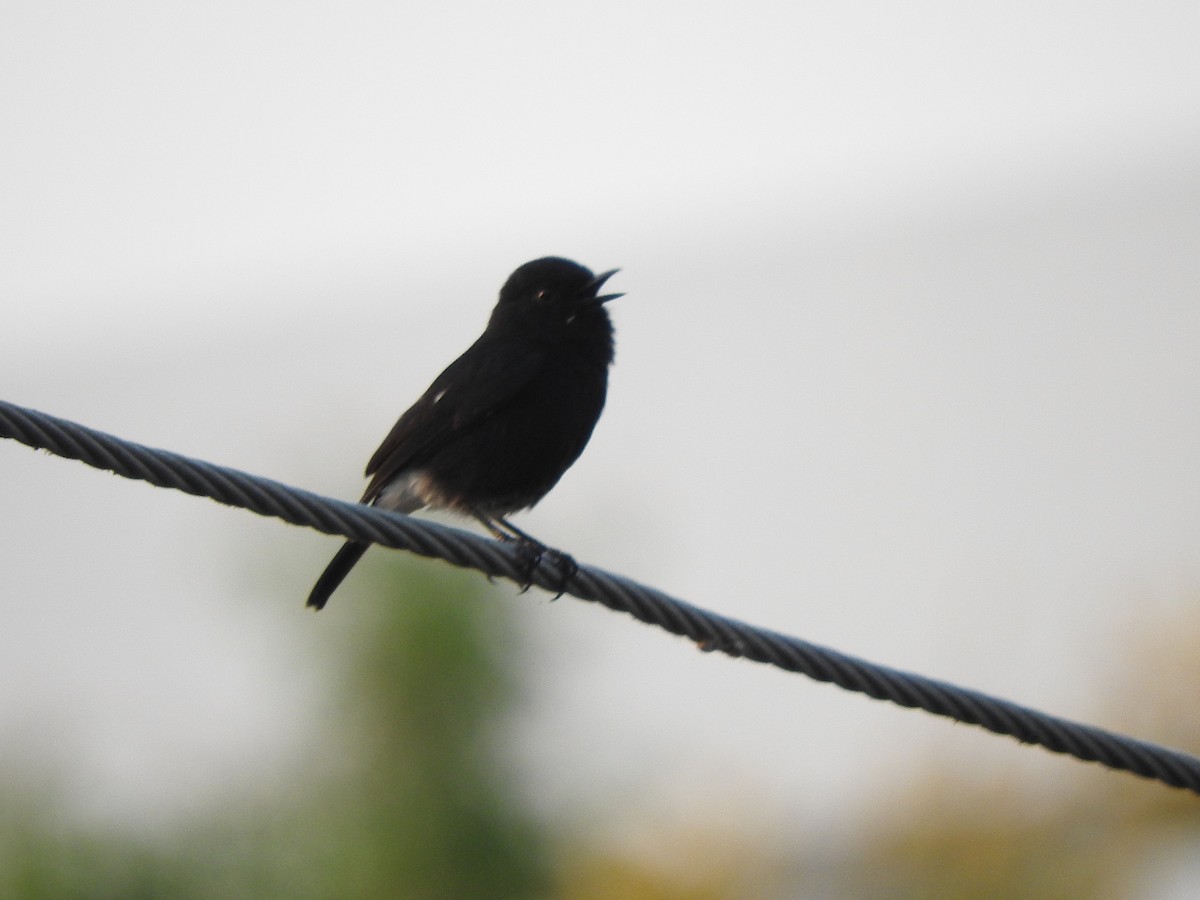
[{"x1": 2, "y1": 398, "x2": 1198, "y2": 795}]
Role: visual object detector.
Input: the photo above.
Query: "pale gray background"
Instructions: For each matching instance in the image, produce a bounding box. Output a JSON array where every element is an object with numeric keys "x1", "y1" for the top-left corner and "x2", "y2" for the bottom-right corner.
[{"x1": 2, "y1": 0, "x2": 1199, "y2": 856}]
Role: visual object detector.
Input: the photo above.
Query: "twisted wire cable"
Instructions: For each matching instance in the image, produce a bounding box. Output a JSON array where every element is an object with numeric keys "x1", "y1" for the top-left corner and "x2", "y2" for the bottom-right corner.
[{"x1": 2, "y1": 398, "x2": 1198, "y2": 795}]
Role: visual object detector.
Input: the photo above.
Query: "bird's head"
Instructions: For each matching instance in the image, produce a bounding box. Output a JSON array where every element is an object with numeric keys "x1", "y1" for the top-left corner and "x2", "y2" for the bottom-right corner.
[{"x1": 493, "y1": 257, "x2": 622, "y2": 332}]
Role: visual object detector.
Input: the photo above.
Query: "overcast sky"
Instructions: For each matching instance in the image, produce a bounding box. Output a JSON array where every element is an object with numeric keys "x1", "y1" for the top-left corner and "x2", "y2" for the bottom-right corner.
[{"x1": 3, "y1": 0, "x2": 1200, "y2": 843}]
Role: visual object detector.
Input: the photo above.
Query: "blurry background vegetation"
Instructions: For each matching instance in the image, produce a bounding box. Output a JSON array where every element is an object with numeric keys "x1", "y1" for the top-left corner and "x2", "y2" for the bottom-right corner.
[{"x1": 1, "y1": 551, "x2": 1197, "y2": 899}]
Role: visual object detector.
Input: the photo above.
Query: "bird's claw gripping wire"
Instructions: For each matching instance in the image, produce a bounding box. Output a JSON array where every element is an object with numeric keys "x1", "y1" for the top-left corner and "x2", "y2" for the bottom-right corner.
[{"x1": 475, "y1": 514, "x2": 577, "y2": 596}]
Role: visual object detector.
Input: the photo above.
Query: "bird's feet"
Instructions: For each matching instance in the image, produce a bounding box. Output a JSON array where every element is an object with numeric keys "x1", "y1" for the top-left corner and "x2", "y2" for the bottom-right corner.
[
  {"x1": 474, "y1": 513, "x2": 579, "y2": 596},
  {"x1": 509, "y1": 538, "x2": 577, "y2": 597}
]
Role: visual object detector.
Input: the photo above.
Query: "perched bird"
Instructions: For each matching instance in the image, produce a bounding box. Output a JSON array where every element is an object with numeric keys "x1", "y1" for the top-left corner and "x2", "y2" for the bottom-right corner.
[{"x1": 307, "y1": 256, "x2": 621, "y2": 610}]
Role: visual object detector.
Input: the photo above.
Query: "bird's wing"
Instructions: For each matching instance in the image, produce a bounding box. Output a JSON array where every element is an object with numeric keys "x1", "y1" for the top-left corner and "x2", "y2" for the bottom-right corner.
[{"x1": 361, "y1": 331, "x2": 546, "y2": 502}]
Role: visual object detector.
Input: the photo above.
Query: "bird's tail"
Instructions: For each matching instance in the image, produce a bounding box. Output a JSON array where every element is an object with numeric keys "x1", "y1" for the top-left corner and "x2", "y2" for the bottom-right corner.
[{"x1": 307, "y1": 540, "x2": 369, "y2": 610}]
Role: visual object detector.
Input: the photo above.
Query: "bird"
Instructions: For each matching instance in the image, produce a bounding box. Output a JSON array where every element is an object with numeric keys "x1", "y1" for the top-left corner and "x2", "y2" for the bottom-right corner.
[{"x1": 306, "y1": 256, "x2": 621, "y2": 610}]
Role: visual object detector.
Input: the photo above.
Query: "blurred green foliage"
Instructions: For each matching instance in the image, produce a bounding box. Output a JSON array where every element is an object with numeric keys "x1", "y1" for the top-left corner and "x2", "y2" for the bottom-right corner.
[
  {"x1": 1, "y1": 555, "x2": 1198, "y2": 899},
  {"x1": 0, "y1": 559, "x2": 550, "y2": 899}
]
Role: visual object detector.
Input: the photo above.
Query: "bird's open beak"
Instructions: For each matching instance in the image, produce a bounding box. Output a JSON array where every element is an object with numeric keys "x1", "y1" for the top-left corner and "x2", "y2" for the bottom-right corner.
[{"x1": 588, "y1": 268, "x2": 623, "y2": 304}]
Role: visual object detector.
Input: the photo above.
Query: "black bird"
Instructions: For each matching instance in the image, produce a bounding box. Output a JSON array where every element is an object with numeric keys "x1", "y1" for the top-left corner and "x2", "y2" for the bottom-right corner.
[{"x1": 307, "y1": 256, "x2": 621, "y2": 610}]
